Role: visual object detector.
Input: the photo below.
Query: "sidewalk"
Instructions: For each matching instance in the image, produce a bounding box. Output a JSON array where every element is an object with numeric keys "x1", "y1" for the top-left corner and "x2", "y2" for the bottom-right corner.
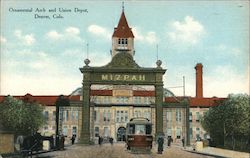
[{"x1": 185, "y1": 146, "x2": 250, "y2": 158}]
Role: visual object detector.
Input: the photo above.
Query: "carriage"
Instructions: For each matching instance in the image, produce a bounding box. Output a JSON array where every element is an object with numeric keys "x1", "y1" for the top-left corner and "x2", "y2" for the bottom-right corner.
[{"x1": 126, "y1": 117, "x2": 153, "y2": 153}]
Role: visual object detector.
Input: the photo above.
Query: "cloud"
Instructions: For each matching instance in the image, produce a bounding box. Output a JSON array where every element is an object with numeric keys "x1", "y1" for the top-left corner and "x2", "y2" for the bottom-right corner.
[
  {"x1": 0, "y1": 36, "x2": 7, "y2": 43},
  {"x1": 167, "y1": 16, "x2": 205, "y2": 45},
  {"x1": 1, "y1": 71, "x2": 81, "y2": 95},
  {"x1": 89, "y1": 51, "x2": 111, "y2": 66},
  {"x1": 132, "y1": 27, "x2": 144, "y2": 41},
  {"x1": 14, "y1": 30, "x2": 36, "y2": 46},
  {"x1": 15, "y1": 49, "x2": 48, "y2": 59},
  {"x1": 2, "y1": 49, "x2": 50, "y2": 73},
  {"x1": 65, "y1": 27, "x2": 80, "y2": 35},
  {"x1": 216, "y1": 44, "x2": 242, "y2": 57},
  {"x1": 132, "y1": 27, "x2": 158, "y2": 44},
  {"x1": 87, "y1": 24, "x2": 111, "y2": 39},
  {"x1": 46, "y1": 26, "x2": 83, "y2": 42},
  {"x1": 204, "y1": 65, "x2": 249, "y2": 97},
  {"x1": 62, "y1": 49, "x2": 82, "y2": 57},
  {"x1": 1, "y1": 49, "x2": 82, "y2": 95},
  {"x1": 145, "y1": 32, "x2": 157, "y2": 44},
  {"x1": 46, "y1": 31, "x2": 63, "y2": 40}
]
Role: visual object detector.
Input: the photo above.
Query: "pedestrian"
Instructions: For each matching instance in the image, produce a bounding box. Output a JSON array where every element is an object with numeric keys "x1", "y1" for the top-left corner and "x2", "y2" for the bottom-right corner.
[
  {"x1": 60, "y1": 134, "x2": 65, "y2": 150},
  {"x1": 98, "y1": 136, "x2": 102, "y2": 146},
  {"x1": 182, "y1": 137, "x2": 185, "y2": 147},
  {"x1": 167, "y1": 136, "x2": 173, "y2": 147},
  {"x1": 71, "y1": 134, "x2": 76, "y2": 145},
  {"x1": 157, "y1": 135, "x2": 164, "y2": 154},
  {"x1": 109, "y1": 137, "x2": 113, "y2": 145}
]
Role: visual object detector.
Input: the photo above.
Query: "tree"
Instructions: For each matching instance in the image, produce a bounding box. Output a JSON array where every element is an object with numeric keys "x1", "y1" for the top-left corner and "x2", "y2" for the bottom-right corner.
[
  {"x1": 0, "y1": 96, "x2": 45, "y2": 135},
  {"x1": 201, "y1": 93, "x2": 250, "y2": 151}
]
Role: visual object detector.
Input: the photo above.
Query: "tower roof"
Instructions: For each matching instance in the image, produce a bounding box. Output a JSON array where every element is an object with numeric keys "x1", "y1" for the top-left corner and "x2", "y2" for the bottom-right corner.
[{"x1": 112, "y1": 11, "x2": 134, "y2": 38}]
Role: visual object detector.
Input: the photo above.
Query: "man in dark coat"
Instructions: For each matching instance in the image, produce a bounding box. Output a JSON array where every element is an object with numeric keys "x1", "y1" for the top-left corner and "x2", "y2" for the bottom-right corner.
[
  {"x1": 98, "y1": 136, "x2": 103, "y2": 146},
  {"x1": 167, "y1": 136, "x2": 173, "y2": 147},
  {"x1": 71, "y1": 135, "x2": 76, "y2": 145},
  {"x1": 157, "y1": 135, "x2": 164, "y2": 154},
  {"x1": 60, "y1": 134, "x2": 65, "y2": 150}
]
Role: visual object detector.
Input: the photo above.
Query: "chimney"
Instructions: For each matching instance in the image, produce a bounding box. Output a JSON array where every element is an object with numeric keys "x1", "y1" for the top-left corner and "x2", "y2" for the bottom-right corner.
[{"x1": 195, "y1": 63, "x2": 203, "y2": 98}]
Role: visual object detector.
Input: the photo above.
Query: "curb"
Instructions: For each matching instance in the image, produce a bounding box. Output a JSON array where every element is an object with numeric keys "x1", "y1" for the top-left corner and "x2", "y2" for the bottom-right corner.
[{"x1": 184, "y1": 149, "x2": 227, "y2": 158}]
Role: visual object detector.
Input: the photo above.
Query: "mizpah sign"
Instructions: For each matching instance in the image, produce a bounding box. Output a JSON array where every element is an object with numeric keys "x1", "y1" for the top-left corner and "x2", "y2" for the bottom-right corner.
[{"x1": 101, "y1": 74, "x2": 146, "y2": 81}]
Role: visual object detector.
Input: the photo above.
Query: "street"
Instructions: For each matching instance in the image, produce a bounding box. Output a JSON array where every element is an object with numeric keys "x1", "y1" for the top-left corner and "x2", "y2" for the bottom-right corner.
[{"x1": 36, "y1": 142, "x2": 214, "y2": 158}]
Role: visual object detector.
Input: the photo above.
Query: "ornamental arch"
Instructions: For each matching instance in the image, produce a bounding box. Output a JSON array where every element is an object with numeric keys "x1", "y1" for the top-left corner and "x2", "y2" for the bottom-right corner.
[{"x1": 79, "y1": 52, "x2": 166, "y2": 144}]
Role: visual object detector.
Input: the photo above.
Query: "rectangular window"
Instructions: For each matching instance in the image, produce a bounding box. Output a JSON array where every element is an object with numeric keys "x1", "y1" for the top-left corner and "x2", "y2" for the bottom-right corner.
[
  {"x1": 176, "y1": 109, "x2": 181, "y2": 122},
  {"x1": 124, "y1": 97, "x2": 129, "y2": 103},
  {"x1": 196, "y1": 112, "x2": 200, "y2": 122},
  {"x1": 134, "y1": 110, "x2": 138, "y2": 118},
  {"x1": 72, "y1": 127, "x2": 77, "y2": 135},
  {"x1": 135, "y1": 125, "x2": 145, "y2": 135},
  {"x1": 189, "y1": 112, "x2": 192, "y2": 122},
  {"x1": 145, "y1": 97, "x2": 149, "y2": 104},
  {"x1": 167, "y1": 128, "x2": 172, "y2": 136},
  {"x1": 75, "y1": 111, "x2": 78, "y2": 120},
  {"x1": 196, "y1": 127, "x2": 200, "y2": 139},
  {"x1": 95, "y1": 127, "x2": 99, "y2": 137},
  {"x1": 71, "y1": 111, "x2": 74, "y2": 121},
  {"x1": 143, "y1": 110, "x2": 151, "y2": 121},
  {"x1": 104, "y1": 127, "x2": 109, "y2": 137},
  {"x1": 134, "y1": 97, "x2": 141, "y2": 104},
  {"x1": 103, "y1": 110, "x2": 106, "y2": 122},
  {"x1": 63, "y1": 126, "x2": 68, "y2": 135},
  {"x1": 189, "y1": 128, "x2": 193, "y2": 139},
  {"x1": 52, "y1": 111, "x2": 56, "y2": 121},
  {"x1": 125, "y1": 111, "x2": 128, "y2": 122},
  {"x1": 103, "y1": 110, "x2": 110, "y2": 122},
  {"x1": 44, "y1": 111, "x2": 49, "y2": 121},
  {"x1": 64, "y1": 110, "x2": 69, "y2": 121},
  {"x1": 116, "y1": 111, "x2": 120, "y2": 122},
  {"x1": 166, "y1": 111, "x2": 172, "y2": 122},
  {"x1": 121, "y1": 111, "x2": 124, "y2": 122},
  {"x1": 104, "y1": 96, "x2": 109, "y2": 104}
]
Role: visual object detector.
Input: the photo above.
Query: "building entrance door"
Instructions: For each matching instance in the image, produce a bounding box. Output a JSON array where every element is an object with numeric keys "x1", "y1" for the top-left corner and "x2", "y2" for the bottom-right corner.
[{"x1": 117, "y1": 127, "x2": 126, "y2": 141}]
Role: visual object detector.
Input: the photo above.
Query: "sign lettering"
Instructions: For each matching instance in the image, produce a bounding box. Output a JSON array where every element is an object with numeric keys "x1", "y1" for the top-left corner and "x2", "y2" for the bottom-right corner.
[{"x1": 101, "y1": 74, "x2": 146, "y2": 81}]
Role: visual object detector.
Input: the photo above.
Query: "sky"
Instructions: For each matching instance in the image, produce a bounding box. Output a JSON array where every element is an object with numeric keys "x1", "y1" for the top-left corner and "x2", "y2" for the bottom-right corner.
[{"x1": 0, "y1": 0, "x2": 249, "y2": 97}]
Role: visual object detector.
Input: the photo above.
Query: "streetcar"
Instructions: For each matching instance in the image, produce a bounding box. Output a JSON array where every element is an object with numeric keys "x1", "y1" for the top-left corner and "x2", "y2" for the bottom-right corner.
[{"x1": 126, "y1": 117, "x2": 153, "y2": 153}]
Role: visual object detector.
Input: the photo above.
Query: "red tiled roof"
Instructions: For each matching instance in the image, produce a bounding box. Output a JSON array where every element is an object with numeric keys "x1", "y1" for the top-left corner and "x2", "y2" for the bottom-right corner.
[
  {"x1": 0, "y1": 94, "x2": 81, "y2": 106},
  {"x1": 133, "y1": 90, "x2": 155, "y2": 96},
  {"x1": 112, "y1": 11, "x2": 134, "y2": 38},
  {"x1": 164, "y1": 97, "x2": 185, "y2": 103},
  {"x1": 189, "y1": 97, "x2": 225, "y2": 107},
  {"x1": 91, "y1": 90, "x2": 113, "y2": 96},
  {"x1": 68, "y1": 95, "x2": 81, "y2": 101}
]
